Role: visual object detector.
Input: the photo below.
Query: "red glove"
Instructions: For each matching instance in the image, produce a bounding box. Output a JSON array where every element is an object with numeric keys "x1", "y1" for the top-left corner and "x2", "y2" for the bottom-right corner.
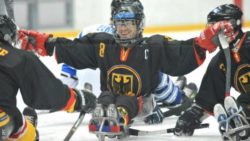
[
  {"x1": 18, "y1": 29, "x2": 52, "y2": 56},
  {"x1": 196, "y1": 21, "x2": 234, "y2": 53}
]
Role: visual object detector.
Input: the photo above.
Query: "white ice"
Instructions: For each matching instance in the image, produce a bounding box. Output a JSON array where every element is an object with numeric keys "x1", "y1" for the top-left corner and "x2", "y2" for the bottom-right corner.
[{"x1": 16, "y1": 29, "x2": 250, "y2": 141}]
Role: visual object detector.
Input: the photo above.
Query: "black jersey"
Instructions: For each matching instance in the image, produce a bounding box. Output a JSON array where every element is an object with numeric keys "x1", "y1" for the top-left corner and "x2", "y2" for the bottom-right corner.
[
  {"x1": 51, "y1": 33, "x2": 203, "y2": 97},
  {"x1": 195, "y1": 31, "x2": 250, "y2": 112}
]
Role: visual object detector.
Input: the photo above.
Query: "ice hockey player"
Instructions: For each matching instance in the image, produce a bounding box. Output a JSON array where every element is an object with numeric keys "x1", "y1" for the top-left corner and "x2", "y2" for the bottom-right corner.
[
  {"x1": 0, "y1": 15, "x2": 96, "y2": 141},
  {"x1": 60, "y1": 0, "x2": 198, "y2": 125},
  {"x1": 18, "y1": 0, "x2": 234, "y2": 137},
  {"x1": 174, "y1": 4, "x2": 250, "y2": 140}
]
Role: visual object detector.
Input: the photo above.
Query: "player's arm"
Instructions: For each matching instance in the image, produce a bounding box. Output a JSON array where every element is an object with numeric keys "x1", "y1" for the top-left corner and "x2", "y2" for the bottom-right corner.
[
  {"x1": 193, "y1": 21, "x2": 235, "y2": 64},
  {"x1": 18, "y1": 30, "x2": 98, "y2": 69},
  {"x1": 159, "y1": 21, "x2": 234, "y2": 76}
]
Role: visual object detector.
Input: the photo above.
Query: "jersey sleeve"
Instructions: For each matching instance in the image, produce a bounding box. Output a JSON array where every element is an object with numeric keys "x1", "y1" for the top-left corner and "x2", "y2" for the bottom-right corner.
[
  {"x1": 21, "y1": 52, "x2": 71, "y2": 108},
  {"x1": 0, "y1": 44, "x2": 72, "y2": 111},
  {"x1": 151, "y1": 35, "x2": 206, "y2": 76},
  {"x1": 52, "y1": 34, "x2": 100, "y2": 70}
]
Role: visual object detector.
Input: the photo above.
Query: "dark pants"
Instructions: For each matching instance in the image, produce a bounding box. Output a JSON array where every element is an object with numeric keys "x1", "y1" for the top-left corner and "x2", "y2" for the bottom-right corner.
[{"x1": 98, "y1": 91, "x2": 139, "y2": 119}]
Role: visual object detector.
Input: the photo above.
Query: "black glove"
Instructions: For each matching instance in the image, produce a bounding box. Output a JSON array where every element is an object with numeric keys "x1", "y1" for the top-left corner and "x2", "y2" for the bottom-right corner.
[
  {"x1": 174, "y1": 105, "x2": 204, "y2": 136},
  {"x1": 144, "y1": 105, "x2": 164, "y2": 124},
  {"x1": 74, "y1": 89, "x2": 96, "y2": 113}
]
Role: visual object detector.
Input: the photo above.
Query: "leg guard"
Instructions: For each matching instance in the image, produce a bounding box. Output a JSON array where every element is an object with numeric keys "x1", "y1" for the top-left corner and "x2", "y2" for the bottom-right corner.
[
  {"x1": 154, "y1": 74, "x2": 184, "y2": 106},
  {"x1": 117, "y1": 106, "x2": 130, "y2": 126},
  {"x1": 7, "y1": 118, "x2": 36, "y2": 141},
  {"x1": 115, "y1": 95, "x2": 138, "y2": 120},
  {"x1": 0, "y1": 110, "x2": 14, "y2": 140},
  {"x1": 98, "y1": 91, "x2": 116, "y2": 106}
]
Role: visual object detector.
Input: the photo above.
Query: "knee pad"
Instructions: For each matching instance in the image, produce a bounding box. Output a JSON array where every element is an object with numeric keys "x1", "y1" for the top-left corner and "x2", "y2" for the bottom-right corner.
[
  {"x1": 115, "y1": 95, "x2": 138, "y2": 119},
  {"x1": 98, "y1": 91, "x2": 116, "y2": 106},
  {"x1": 8, "y1": 118, "x2": 36, "y2": 141},
  {"x1": 0, "y1": 110, "x2": 14, "y2": 140}
]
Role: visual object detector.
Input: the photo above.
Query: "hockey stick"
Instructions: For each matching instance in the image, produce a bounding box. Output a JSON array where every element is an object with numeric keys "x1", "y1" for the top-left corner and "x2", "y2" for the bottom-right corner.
[
  {"x1": 37, "y1": 109, "x2": 59, "y2": 115},
  {"x1": 163, "y1": 109, "x2": 180, "y2": 117},
  {"x1": 64, "y1": 111, "x2": 86, "y2": 141},
  {"x1": 218, "y1": 33, "x2": 231, "y2": 97},
  {"x1": 128, "y1": 123, "x2": 209, "y2": 136},
  {"x1": 63, "y1": 82, "x2": 93, "y2": 141},
  {"x1": 162, "y1": 96, "x2": 192, "y2": 117},
  {"x1": 166, "y1": 123, "x2": 209, "y2": 133}
]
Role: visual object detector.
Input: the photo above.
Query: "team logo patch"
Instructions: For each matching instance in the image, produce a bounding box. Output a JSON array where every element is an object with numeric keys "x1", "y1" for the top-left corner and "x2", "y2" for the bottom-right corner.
[
  {"x1": 107, "y1": 65, "x2": 141, "y2": 96},
  {"x1": 235, "y1": 64, "x2": 250, "y2": 93}
]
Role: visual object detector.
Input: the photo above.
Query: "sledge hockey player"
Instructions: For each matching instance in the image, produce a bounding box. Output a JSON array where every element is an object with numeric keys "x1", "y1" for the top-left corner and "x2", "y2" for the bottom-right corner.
[
  {"x1": 18, "y1": 0, "x2": 234, "y2": 138},
  {"x1": 0, "y1": 15, "x2": 96, "y2": 141},
  {"x1": 174, "y1": 4, "x2": 250, "y2": 140},
  {"x1": 60, "y1": 0, "x2": 198, "y2": 125}
]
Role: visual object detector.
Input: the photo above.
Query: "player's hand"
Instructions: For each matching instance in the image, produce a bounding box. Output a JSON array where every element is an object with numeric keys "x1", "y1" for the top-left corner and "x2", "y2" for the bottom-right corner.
[
  {"x1": 174, "y1": 105, "x2": 203, "y2": 136},
  {"x1": 18, "y1": 29, "x2": 52, "y2": 56},
  {"x1": 196, "y1": 21, "x2": 234, "y2": 53},
  {"x1": 144, "y1": 105, "x2": 164, "y2": 124},
  {"x1": 73, "y1": 89, "x2": 96, "y2": 113}
]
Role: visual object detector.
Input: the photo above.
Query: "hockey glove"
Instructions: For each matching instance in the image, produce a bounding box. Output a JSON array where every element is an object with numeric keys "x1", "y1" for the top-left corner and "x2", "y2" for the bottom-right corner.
[
  {"x1": 195, "y1": 21, "x2": 234, "y2": 53},
  {"x1": 73, "y1": 89, "x2": 96, "y2": 113},
  {"x1": 18, "y1": 29, "x2": 52, "y2": 56},
  {"x1": 174, "y1": 105, "x2": 204, "y2": 136},
  {"x1": 144, "y1": 105, "x2": 164, "y2": 124}
]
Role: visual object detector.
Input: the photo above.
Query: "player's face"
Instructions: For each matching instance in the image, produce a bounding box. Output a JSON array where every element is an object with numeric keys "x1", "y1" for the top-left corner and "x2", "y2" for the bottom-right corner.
[{"x1": 115, "y1": 20, "x2": 137, "y2": 39}]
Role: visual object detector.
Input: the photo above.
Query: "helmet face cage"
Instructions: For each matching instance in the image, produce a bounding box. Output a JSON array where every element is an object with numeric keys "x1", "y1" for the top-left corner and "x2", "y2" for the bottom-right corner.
[
  {"x1": 207, "y1": 4, "x2": 243, "y2": 31},
  {"x1": 0, "y1": 15, "x2": 17, "y2": 44},
  {"x1": 112, "y1": 1, "x2": 145, "y2": 47}
]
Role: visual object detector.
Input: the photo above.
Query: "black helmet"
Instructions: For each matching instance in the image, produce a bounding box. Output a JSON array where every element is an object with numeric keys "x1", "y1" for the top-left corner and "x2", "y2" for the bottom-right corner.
[
  {"x1": 207, "y1": 4, "x2": 243, "y2": 31},
  {"x1": 0, "y1": 15, "x2": 17, "y2": 44},
  {"x1": 111, "y1": 0, "x2": 143, "y2": 20},
  {"x1": 112, "y1": 0, "x2": 145, "y2": 47}
]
